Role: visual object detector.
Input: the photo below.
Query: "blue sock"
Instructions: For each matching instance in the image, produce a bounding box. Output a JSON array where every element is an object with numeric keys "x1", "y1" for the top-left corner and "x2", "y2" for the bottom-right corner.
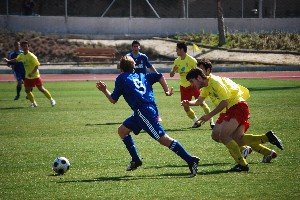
[
  {"x1": 122, "y1": 135, "x2": 140, "y2": 162},
  {"x1": 169, "y1": 140, "x2": 192, "y2": 163}
]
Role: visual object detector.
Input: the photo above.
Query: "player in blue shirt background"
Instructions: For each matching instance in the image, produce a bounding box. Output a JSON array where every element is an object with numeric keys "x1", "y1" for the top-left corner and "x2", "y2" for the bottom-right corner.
[
  {"x1": 96, "y1": 55, "x2": 200, "y2": 177},
  {"x1": 127, "y1": 40, "x2": 163, "y2": 121},
  {"x1": 7, "y1": 41, "x2": 26, "y2": 100},
  {"x1": 127, "y1": 40, "x2": 158, "y2": 74}
]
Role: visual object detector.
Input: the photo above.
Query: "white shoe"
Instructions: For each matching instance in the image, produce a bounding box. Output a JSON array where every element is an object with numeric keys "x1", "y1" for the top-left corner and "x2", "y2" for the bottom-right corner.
[
  {"x1": 262, "y1": 150, "x2": 277, "y2": 163},
  {"x1": 242, "y1": 146, "x2": 252, "y2": 158},
  {"x1": 50, "y1": 99, "x2": 56, "y2": 107},
  {"x1": 30, "y1": 102, "x2": 38, "y2": 108}
]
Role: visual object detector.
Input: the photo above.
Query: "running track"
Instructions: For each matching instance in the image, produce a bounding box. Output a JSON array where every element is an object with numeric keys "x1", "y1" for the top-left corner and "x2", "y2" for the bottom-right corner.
[{"x1": 0, "y1": 71, "x2": 300, "y2": 82}]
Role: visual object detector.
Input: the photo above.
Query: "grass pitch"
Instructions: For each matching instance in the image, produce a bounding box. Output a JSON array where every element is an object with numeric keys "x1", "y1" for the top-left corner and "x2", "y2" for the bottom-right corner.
[{"x1": 0, "y1": 79, "x2": 299, "y2": 199}]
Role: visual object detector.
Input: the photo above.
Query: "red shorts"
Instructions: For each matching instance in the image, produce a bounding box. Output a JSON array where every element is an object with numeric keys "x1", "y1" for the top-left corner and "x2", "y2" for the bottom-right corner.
[
  {"x1": 180, "y1": 85, "x2": 200, "y2": 101},
  {"x1": 24, "y1": 78, "x2": 43, "y2": 88},
  {"x1": 216, "y1": 101, "x2": 250, "y2": 132}
]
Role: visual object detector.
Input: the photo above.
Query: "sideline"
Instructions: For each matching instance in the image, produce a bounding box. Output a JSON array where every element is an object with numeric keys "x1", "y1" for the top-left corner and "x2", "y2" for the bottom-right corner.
[{"x1": 1, "y1": 71, "x2": 300, "y2": 82}]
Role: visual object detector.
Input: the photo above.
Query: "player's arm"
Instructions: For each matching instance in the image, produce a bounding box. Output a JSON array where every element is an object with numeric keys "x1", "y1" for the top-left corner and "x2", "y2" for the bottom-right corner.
[
  {"x1": 3, "y1": 57, "x2": 17, "y2": 64},
  {"x1": 149, "y1": 65, "x2": 158, "y2": 73},
  {"x1": 181, "y1": 95, "x2": 205, "y2": 107},
  {"x1": 170, "y1": 65, "x2": 178, "y2": 77},
  {"x1": 28, "y1": 65, "x2": 38, "y2": 78},
  {"x1": 96, "y1": 81, "x2": 117, "y2": 104},
  {"x1": 199, "y1": 99, "x2": 228, "y2": 123},
  {"x1": 159, "y1": 75, "x2": 173, "y2": 96}
]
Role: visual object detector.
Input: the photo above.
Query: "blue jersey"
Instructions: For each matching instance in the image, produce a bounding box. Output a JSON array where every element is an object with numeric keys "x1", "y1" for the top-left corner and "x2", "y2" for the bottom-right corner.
[
  {"x1": 127, "y1": 52, "x2": 152, "y2": 74},
  {"x1": 111, "y1": 72, "x2": 162, "y2": 111},
  {"x1": 8, "y1": 50, "x2": 25, "y2": 81},
  {"x1": 111, "y1": 72, "x2": 165, "y2": 139}
]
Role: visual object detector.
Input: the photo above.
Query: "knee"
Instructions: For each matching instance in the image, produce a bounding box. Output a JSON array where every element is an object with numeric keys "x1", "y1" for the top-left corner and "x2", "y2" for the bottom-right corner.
[{"x1": 118, "y1": 125, "x2": 130, "y2": 139}]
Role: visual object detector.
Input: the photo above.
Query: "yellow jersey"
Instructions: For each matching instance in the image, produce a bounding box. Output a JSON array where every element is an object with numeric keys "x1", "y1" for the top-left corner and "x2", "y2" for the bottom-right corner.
[
  {"x1": 16, "y1": 51, "x2": 40, "y2": 79},
  {"x1": 173, "y1": 54, "x2": 197, "y2": 87},
  {"x1": 201, "y1": 74, "x2": 250, "y2": 113}
]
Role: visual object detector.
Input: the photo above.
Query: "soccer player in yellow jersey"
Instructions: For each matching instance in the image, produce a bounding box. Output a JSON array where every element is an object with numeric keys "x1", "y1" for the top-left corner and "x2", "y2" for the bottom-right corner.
[
  {"x1": 3, "y1": 41, "x2": 56, "y2": 108},
  {"x1": 183, "y1": 65, "x2": 283, "y2": 172},
  {"x1": 170, "y1": 42, "x2": 214, "y2": 128}
]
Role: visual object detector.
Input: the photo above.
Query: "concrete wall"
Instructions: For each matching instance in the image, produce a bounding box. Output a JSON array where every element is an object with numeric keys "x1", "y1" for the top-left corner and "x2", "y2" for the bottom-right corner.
[{"x1": 1, "y1": 15, "x2": 299, "y2": 37}]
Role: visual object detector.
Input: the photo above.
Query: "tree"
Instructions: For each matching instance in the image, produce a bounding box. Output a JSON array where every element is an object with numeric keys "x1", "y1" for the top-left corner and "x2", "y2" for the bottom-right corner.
[{"x1": 217, "y1": 0, "x2": 226, "y2": 46}]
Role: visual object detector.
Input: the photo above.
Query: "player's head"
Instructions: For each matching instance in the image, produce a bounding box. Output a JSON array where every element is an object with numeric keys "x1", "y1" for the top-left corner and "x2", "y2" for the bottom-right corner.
[
  {"x1": 14, "y1": 41, "x2": 20, "y2": 50},
  {"x1": 197, "y1": 59, "x2": 212, "y2": 76},
  {"x1": 176, "y1": 42, "x2": 187, "y2": 56},
  {"x1": 118, "y1": 55, "x2": 135, "y2": 72},
  {"x1": 186, "y1": 68, "x2": 208, "y2": 89},
  {"x1": 132, "y1": 40, "x2": 140, "y2": 53},
  {"x1": 20, "y1": 41, "x2": 29, "y2": 52}
]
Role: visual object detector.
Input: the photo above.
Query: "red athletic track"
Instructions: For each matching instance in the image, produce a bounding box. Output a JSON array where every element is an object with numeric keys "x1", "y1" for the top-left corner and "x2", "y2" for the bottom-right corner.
[{"x1": 0, "y1": 71, "x2": 300, "y2": 82}]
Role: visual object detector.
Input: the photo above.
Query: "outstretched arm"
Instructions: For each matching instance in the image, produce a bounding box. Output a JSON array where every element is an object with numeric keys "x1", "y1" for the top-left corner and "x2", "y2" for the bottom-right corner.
[
  {"x1": 198, "y1": 99, "x2": 228, "y2": 124},
  {"x1": 159, "y1": 75, "x2": 173, "y2": 96},
  {"x1": 96, "y1": 81, "x2": 117, "y2": 104},
  {"x1": 3, "y1": 57, "x2": 17, "y2": 64}
]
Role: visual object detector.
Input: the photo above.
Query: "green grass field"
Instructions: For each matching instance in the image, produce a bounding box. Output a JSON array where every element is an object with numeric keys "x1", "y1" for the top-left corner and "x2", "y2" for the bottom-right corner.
[{"x1": 0, "y1": 79, "x2": 299, "y2": 199}]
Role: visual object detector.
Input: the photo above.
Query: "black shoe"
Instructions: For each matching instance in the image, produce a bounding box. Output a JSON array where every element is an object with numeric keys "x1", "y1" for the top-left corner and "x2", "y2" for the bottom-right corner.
[
  {"x1": 230, "y1": 164, "x2": 249, "y2": 172},
  {"x1": 14, "y1": 95, "x2": 20, "y2": 100},
  {"x1": 192, "y1": 121, "x2": 201, "y2": 128},
  {"x1": 210, "y1": 122, "x2": 215, "y2": 129},
  {"x1": 188, "y1": 156, "x2": 200, "y2": 177},
  {"x1": 266, "y1": 131, "x2": 283, "y2": 150},
  {"x1": 126, "y1": 160, "x2": 142, "y2": 171}
]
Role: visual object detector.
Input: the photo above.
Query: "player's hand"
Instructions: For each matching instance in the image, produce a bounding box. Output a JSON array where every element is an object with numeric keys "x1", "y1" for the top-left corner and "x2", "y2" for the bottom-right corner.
[
  {"x1": 181, "y1": 100, "x2": 190, "y2": 106},
  {"x1": 170, "y1": 71, "x2": 175, "y2": 77},
  {"x1": 165, "y1": 87, "x2": 173, "y2": 96},
  {"x1": 2, "y1": 58, "x2": 8, "y2": 62},
  {"x1": 96, "y1": 81, "x2": 107, "y2": 92}
]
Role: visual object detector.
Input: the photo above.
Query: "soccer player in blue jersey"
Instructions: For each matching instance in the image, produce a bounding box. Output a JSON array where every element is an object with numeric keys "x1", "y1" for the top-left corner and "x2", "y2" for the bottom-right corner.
[
  {"x1": 127, "y1": 40, "x2": 163, "y2": 121},
  {"x1": 96, "y1": 55, "x2": 200, "y2": 177},
  {"x1": 6, "y1": 41, "x2": 26, "y2": 100},
  {"x1": 127, "y1": 40, "x2": 158, "y2": 74}
]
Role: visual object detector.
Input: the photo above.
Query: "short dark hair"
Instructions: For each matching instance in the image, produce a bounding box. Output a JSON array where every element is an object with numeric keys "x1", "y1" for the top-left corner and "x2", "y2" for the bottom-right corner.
[
  {"x1": 20, "y1": 41, "x2": 29, "y2": 46},
  {"x1": 176, "y1": 42, "x2": 187, "y2": 53},
  {"x1": 118, "y1": 55, "x2": 135, "y2": 72},
  {"x1": 197, "y1": 59, "x2": 212, "y2": 71},
  {"x1": 132, "y1": 40, "x2": 140, "y2": 47},
  {"x1": 186, "y1": 68, "x2": 207, "y2": 81}
]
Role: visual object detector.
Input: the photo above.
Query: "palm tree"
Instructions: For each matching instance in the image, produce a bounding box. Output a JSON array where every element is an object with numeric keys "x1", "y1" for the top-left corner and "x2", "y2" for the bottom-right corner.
[{"x1": 217, "y1": 0, "x2": 226, "y2": 46}]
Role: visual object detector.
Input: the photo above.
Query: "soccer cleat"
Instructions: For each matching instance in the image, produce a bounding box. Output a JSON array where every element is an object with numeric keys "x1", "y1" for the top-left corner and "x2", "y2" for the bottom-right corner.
[
  {"x1": 230, "y1": 164, "x2": 249, "y2": 172},
  {"x1": 262, "y1": 150, "x2": 277, "y2": 163},
  {"x1": 192, "y1": 121, "x2": 201, "y2": 128},
  {"x1": 126, "y1": 160, "x2": 142, "y2": 171},
  {"x1": 242, "y1": 146, "x2": 253, "y2": 159},
  {"x1": 14, "y1": 95, "x2": 20, "y2": 100},
  {"x1": 210, "y1": 122, "x2": 215, "y2": 129},
  {"x1": 266, "y1": 131, "x2": 283, "y2": 150},
  {"x1": 50, "y1": 99, "x2": 56, "y2": 107},
  {"x1": 188, "y1": 156, "x2": 200, "y2": 177},
  {"x1": 30, "y1": 102, "x2": 38, "y2": 108}
]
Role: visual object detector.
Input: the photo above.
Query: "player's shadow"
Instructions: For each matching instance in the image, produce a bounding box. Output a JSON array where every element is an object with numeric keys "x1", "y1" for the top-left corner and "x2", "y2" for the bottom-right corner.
[
  {"x1": 0, "y1": 106, "x2": 26, "y2": 110},
  {"x1": 85, "y1": 122, "x2": 121, "y2": 126},
  {"x1": 57, "y1": 172, "x2": 190, "y2": 184}
]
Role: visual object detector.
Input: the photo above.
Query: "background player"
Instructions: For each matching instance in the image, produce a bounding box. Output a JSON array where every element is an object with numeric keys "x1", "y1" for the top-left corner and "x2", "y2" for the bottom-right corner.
[
  {"x1": 96, "y1": 55, "x2": 200, "y2": 177},
  {"x1": 6, "y1": 41, "x2": 26, "y2": 100},
  {"x1": 170, "y1": 42, "x2": 214, "y2": 128},
  {"x1": 3, "y1": 41, "x2": 56, "y2": 108}
]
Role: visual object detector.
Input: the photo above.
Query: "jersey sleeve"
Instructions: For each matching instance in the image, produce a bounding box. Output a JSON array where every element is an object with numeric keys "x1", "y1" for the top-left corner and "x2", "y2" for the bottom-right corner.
[
  {"x1": 143, "y1": 54, "x2": 152, "y2": 68},
  {"x1": 110, "y1": 76, "x2": 123, "y2": 101},
  {"x1": 146, "y1": 73, "x2": 162, "y2": 85}
]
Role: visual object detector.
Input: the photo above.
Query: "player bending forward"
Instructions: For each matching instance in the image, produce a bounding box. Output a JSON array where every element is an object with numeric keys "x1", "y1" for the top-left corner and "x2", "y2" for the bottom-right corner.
[{"x1": 96, "y1": 55, "x2": 200, "y2": 177}]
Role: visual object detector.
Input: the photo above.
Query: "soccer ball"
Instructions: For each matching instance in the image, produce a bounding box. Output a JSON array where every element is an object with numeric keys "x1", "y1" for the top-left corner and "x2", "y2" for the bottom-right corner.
[{"x1": 52, "y1": 157, "x2": 70, "y2": 175}]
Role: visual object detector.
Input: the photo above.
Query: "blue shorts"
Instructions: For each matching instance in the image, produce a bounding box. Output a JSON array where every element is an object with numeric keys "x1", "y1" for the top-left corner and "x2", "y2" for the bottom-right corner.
[
  {"x1": 13, "y1": 70, "x2": 25, "y2": 82},
  {"x1": 123, "y1": 106, "x2": 166, "y2": 140}
]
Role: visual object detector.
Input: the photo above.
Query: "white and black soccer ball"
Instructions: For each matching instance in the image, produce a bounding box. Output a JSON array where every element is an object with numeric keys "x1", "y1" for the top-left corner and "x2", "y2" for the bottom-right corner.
[{"x1": 52, "y1": 157, "x2": 70, "y2": 175}]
